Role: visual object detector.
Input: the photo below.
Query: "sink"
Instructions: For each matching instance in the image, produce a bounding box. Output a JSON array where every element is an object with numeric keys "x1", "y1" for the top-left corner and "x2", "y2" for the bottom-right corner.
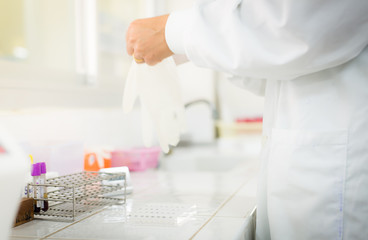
[{"x1": 158, "y1": 140, "x2": 260, "y2": 172}]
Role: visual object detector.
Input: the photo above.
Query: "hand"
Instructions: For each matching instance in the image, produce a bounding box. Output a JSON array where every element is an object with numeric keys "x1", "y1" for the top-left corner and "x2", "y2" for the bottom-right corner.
[{"x1": 126, "y1": 14, "x2": 173, "y2": 66}]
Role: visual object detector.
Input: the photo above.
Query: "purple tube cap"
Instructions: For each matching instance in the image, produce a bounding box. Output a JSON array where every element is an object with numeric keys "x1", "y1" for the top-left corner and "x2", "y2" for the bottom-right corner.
[
  {"x1": 40, "y1": 162, "x2": 47, "y2": 174},
  {"x1": 31, "y1": 163, "x2": 41, "y2": 176}
]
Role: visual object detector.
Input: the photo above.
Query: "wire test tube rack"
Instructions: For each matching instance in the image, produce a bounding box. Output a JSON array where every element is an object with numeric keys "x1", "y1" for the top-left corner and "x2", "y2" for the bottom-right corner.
[{"x1": 27, "y1": 171, "x2": 126, "y2": 221}]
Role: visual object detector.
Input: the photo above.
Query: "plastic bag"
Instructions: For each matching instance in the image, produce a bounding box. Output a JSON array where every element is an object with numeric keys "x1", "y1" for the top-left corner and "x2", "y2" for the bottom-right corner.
[{"x1": 123, "y1": 57, "x2": 185, "y2": 153}]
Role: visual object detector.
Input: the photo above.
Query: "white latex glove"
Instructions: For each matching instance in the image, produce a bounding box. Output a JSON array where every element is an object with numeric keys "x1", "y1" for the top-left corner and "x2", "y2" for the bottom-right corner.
[{"x1": 123, "y1": 57, "x2": 185, "y2": 153}]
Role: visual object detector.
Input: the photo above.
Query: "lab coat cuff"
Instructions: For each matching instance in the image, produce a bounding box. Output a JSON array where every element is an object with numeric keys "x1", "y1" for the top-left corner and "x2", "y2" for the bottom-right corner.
[{"x1": 165, "y1": 10, "x2": 191, "y2": 55}]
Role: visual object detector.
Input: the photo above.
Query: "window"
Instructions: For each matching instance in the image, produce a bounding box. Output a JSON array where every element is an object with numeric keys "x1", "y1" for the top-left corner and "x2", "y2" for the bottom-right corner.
[{"x1": 0, "y1": 0, "x2": 159, "y2": 109}]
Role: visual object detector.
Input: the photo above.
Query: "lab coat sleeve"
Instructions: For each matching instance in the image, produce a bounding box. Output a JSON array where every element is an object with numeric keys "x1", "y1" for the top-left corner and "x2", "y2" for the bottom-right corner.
[{"x1": 165, "y1": 0, "x2": 368, "y2": 80}]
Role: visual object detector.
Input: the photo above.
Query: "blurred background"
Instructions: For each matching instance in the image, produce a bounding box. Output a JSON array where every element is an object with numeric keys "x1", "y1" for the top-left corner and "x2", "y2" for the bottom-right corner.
[{"x1": 0, "y1": 0, "x2": 264, "y2": 151}]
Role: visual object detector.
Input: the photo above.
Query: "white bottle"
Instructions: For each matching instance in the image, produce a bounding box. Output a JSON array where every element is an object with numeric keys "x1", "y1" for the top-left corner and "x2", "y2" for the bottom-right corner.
[{"x1": 0, "y1": 126, "x2": 29, "y2": 240}]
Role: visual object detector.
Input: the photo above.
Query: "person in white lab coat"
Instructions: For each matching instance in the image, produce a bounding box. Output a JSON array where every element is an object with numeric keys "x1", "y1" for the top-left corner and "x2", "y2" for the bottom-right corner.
[{"x1": 126, "y1": 0, "x2": 368, "y2": 239}]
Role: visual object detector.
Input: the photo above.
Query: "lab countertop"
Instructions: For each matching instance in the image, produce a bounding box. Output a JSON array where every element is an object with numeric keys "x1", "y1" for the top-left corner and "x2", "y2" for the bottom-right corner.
[{"x1": 11, "y1": 147, "x2": 258, "y2": 240}]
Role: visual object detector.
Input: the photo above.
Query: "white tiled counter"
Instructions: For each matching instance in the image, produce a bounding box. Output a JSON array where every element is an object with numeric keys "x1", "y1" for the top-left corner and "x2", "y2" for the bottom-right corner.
[{"x1": 11, "y1": 147, "x2": 258, "y2": 240}]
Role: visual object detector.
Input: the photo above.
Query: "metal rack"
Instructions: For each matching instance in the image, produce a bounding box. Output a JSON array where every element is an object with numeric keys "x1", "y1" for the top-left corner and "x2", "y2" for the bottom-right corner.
[{"x1": 27, "y1": 171, "x2": 126, "y2": 221}]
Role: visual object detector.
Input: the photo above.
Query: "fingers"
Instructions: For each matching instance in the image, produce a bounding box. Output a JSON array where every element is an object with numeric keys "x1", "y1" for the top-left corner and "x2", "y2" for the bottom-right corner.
[
  {"x1": 126, "y1": 21, "x2": 136, "y2": 57},
  {"x1": 133, "y1": 54, "x2": 145, "y2": 64},
  {"x1": 126, "y1": 23, "x2": 145, "y2": 64},
  {"x1": 126, "y1": 45, "x2": 134, "y2": 56},
  {"x1": 127, "y1": 44, "x2": 145, "y2": 64}
]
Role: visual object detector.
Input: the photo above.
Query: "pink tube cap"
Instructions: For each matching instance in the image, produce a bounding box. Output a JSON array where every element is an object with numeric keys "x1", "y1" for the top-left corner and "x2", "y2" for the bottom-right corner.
[
  {"x1": 31, "y1": 163, "x2": 41, "y2": 176},
  {"x1": 40, "y1": 162, "x2": 47, "y2": 174}
]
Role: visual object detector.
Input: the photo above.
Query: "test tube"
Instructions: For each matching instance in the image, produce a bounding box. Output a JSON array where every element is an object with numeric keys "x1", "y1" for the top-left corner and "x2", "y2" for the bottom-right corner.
[
  {"x1": 40, "y1": 162, "x2": 49, "y2": 211},
  {"x1": 31, "y1": 163, "x2": 41, "y2": 213}
]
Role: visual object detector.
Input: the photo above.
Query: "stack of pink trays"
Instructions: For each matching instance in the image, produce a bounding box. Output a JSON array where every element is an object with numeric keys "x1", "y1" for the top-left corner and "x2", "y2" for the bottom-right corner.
[{"x1": 111, "y1": 147, "x2": 161, "y2": 171}]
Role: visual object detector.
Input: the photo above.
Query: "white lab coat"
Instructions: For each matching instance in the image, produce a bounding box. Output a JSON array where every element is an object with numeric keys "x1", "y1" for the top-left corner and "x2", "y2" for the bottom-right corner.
[{"x1": 165, "y1": 0, "x2": 368, "y2": 239}]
